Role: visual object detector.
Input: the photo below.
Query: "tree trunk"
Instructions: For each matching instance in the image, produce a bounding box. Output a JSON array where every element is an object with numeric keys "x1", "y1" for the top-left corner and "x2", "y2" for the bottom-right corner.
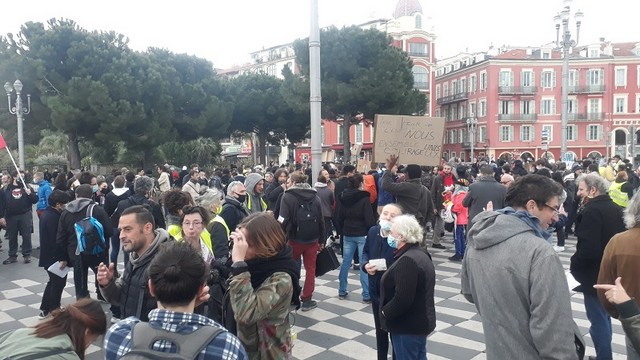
[
  {"x1": 142, "y1": 148, "x2": 154, "y2": 171},
  {"x1": 257, "y1": 133, "x2": 268, "y2": 166},
  {"x1": 343, "y1": 118, "x2": 351, "y2": 164},
  {"x1": 67, "y1": 132, "x2": 81, "y2": 169}
]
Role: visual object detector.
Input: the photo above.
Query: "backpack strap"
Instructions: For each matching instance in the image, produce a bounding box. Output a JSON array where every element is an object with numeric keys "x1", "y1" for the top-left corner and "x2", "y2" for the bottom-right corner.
[
  {"x1": 128, "y1": 322, "x2": 226, "y2": 359},
  {"x1": 87, "y1": 203, "x2": 95, "y2": 218}
]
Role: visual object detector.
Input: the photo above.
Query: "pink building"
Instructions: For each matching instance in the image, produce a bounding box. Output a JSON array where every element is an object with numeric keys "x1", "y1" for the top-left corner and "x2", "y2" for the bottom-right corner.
[{"x1": 436, "y1": 41, "x2": 640, "y2": 163}]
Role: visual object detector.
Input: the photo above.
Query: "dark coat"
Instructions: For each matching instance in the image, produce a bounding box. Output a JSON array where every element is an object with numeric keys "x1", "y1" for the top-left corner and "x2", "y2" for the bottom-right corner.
[
  {"x1": 104, "y1": 188, "x2": 131, "y2": 217},
  {"x1": 332, "y1": 177, "x2": 350, "y2": 235},
  {"x1": 113, "y1": 195, "x2": 166, "y2": 230},
  {"x1": 431, "y1": 173, "x2": 454, "y2": 211},
  {"x1": 381, "y1": 171, "x2": 433, "y2": 227},
  {"x1": 571, "y1": 195, "x2": 626, "y2": 295},
  {"x1": 219, "y1": 196, "x2": 249, "y2": 233},
  {"x1": 38, "y1": 207, "x2": 64, "y2": 268},
  {"x1": 56, "y1": 198, "x2": 114, "y2": 263},
  {"x1": 462, "y1": 177, "x2": 507, "y2": 224},
  {"x1": 279, "y1": 187, "x2": 325, "y2": 243},
  {"x1": 362, "y1": 225, "x2": 396, "y2": 304},
  {"x1": 380, "y1": 243, "x2": 436, "y2": 336},
  {"x1": 0, "y1": 183, "x2": 38, "y2": 217},
  {"x1": 337, "y1": 189, "x2": 376, "y2": 237},
  {"x1": 265, "y1": 181, "x2": 285, "y2": 210}
]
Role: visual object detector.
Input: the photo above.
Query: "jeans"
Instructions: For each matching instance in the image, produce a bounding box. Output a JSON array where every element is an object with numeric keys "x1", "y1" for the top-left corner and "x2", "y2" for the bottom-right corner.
[
  {"x1": 584, "y1": 292, "x2": 613, "y2": 360},
  {"x1": 432, "y1": 215, "x2": 444, "y2": 245},
  {"x1": 6, "y1": 211, "x2": 33, "y2": 257},
  {"x1": 40, "y1": 270, "x2": 67, "y2": 312},
  {"x1": 289, "y1": 240, "x2": 318, "y2": 301},
  {"x1": 390, "y1": 333, "x2": 427, "y2": 360},
  {"x1": 73, "y1": 253, "x2": 106, "y2": 300},
  {"x1": 339, "y1": 236, "x2": 369, "y2": 300},
  {"x1": 454, "y1": 224, "x2": 466, "y2": 257},
  {"x1": 109, "y1": 228, "x2": 129, "y2": 266}
]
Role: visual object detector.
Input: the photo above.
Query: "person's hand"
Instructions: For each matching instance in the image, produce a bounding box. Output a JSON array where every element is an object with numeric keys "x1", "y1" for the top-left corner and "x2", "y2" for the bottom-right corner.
[
  {"x1": 364, "y1": 263, "x2": 377, "y2": 276},
  {"x1": 231, "y1": 230, "x2": 248, "y2": 262},
  {"x1": 483, "y1": 201, "x2": 494, "y2": 211},
  {"x1": 195, "y1": 285, "x2": 211, "y2": 307},
  {"x1": 386, "y1": 154, "x2": 399, "y2": 171},
  {"x1": 24, "y1": 188, "x2": 31, "y2": 195},
  {"x1": 0, "y1": 218, "x2": 5, "y2": 227},
  {"x1": 59, "y1": 261, "x2": 67, "y2": 270},
  {"x1": 559, "y1": 204, "x2": 567, "y2": 217},
  {"x1": 594, "y1": 277, "x2": 632, "y2": 305},
  {"x1": 97, "y1": 262, "x2": 115, "y2": 287}
]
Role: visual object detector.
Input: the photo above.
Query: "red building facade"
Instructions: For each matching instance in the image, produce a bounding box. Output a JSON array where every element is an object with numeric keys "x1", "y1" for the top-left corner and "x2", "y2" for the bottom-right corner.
[{"x1": 436, "y1": 42, "x2": 640, "y2": 163}]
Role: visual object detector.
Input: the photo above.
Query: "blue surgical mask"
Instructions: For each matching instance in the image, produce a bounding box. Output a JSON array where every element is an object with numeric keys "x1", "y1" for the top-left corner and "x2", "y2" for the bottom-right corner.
[
  {"x1": 379, "y1": 219, "x2": 392, "y2": 231},
  {"x1": 386, "y1": 234, "x2": 398, "y2": 249},
  {"x1": 92, "y1": 185, "x2": 99, "y2": 193}
]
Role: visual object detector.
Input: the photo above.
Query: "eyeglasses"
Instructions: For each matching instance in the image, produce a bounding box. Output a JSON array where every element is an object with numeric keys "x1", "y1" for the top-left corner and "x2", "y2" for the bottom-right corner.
[
  {"x1": 541, "y1": 203, "x2": 560, "y2": 215},
  {"x1": 182, "y1": 221, "x2": 203, "y2": 227}
]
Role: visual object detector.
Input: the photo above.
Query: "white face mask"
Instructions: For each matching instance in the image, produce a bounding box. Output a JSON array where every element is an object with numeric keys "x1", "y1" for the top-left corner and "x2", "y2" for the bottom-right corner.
[{"x1": 379, "y1": 219, "x2": 392, "y2": 237}]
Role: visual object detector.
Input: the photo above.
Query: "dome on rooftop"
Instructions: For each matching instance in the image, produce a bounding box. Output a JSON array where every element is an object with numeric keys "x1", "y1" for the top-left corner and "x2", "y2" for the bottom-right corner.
[{"x1": 393, "y1": 0, "x2": 423, "y2": 19}]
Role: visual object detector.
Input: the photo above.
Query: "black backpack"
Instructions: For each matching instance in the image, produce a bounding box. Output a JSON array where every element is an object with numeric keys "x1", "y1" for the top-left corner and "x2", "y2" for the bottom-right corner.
[
  {"x1": 291, "y1": 193, "x2": 320, "y2": 241},
  {"x1": 120, "y1": 322, "x2": 225, "y2": 359}
]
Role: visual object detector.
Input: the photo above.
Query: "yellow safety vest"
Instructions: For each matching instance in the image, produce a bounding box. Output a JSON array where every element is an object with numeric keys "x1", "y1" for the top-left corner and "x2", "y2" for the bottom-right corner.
[
  {"x1": 174, "y1": 231, "x2": 214, "y2": 256},
  {"x1": 609, "y1": 181, "x2": 629, "y2": 208},
  {"x1": 246, "y1": 195, "x2": 267, "y2": 213},
  {"x1": 168, "y1": 224, "x2": 182, "y2": 238}
]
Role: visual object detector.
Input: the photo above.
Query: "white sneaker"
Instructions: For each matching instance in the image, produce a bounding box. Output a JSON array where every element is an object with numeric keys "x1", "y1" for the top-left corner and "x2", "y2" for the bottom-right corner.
[{"x1": 553, "y1": 246, "x2": 565, "y2": 252}]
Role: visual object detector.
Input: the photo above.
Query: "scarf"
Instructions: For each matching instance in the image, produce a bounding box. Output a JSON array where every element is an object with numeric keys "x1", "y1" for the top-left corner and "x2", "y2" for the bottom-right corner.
[
  {"x1": 246, "y1": 245, "x2": 302, "y2": 308},
  {"x1": 496, "y1": 206, "x2": 554, "y2": 243}
]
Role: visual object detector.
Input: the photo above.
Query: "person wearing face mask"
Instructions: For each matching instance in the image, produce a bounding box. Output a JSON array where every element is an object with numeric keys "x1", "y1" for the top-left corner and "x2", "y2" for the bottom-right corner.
[
  {"x1": 379, "y1": 214, "x2": 435, "y2": 360},
  {"x1": 362, "y1": 203, "x2": 403, "y2": 360},
  {"x1": 219, "y1": 181, "x2": 250, "y2": 234},
  {"x1": 571, "y1": 173, "x2": 626, "y2": 360}
]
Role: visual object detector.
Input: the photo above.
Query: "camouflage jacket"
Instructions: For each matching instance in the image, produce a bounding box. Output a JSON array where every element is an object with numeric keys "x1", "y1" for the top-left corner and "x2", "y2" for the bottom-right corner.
[{"x1": 229, "y1": 271, "x2": 293, "y2": 360}]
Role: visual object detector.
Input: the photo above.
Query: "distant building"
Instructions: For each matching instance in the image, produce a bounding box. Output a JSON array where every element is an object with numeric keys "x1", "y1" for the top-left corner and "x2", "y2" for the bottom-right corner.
[{"x1": 435, "y1": 40, "x2": 640, "y2": 163}]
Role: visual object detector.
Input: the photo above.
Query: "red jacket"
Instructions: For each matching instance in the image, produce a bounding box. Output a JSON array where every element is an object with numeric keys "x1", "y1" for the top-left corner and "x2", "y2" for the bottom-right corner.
[{"x1": 452, "y1": 191, "x2": 468, "y2": 225}]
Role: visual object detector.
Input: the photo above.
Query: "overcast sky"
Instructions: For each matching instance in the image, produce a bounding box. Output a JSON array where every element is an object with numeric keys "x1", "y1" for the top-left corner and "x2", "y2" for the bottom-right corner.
[{"x1": 0, "y1": 0, "x2": 637, "y2": 69}]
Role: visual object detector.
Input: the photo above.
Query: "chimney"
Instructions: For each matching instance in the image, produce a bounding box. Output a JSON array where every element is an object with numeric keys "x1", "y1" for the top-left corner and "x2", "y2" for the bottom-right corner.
[{"x1": 599, "y1": 37, "x2": 605, "y2": 42}]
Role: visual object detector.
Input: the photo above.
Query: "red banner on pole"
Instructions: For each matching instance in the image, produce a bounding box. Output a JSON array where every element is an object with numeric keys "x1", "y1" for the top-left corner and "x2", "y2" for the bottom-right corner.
[{"x1": 0, "y1": 134, "x2": 6, "y2": 150}]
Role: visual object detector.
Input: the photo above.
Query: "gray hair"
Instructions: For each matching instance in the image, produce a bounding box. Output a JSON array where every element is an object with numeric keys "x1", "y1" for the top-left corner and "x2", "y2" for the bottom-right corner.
[
  {"x1": 197, "y1": 188, "x2": 223, "y2": 210},
  {"x1": 624, "y1": 192, "x2": 640, "y2": 228},
  {"x1": 391, "y1": 214, "x2": 423, "y2": 244},
  {"x1": 134, "y1": 176, "x2": 154, "y2": 196},
  {"x1": 576, "y1": 173, "x2": 609, "y2": 196},
  {"x1": 227, "y1": 180, "x2": 243, "y2": 196}
]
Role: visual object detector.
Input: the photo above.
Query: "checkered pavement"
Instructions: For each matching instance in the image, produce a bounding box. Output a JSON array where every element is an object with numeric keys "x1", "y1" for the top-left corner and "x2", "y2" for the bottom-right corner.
[{"x1": 0, "y1": 234, "x2": 630, "y2": 359}]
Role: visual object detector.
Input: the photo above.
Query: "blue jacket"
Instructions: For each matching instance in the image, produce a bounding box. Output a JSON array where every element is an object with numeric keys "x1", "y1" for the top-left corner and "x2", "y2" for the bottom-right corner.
[
  {"x1": 362, "y1": 224, "x2": 396, "y2": 304},
  {"x1": 37, "y1": 179, "x2": 52, "y2": 211}
]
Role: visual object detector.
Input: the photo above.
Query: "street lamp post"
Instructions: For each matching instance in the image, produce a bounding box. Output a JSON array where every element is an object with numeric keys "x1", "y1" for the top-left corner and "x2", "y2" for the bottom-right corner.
[
  {"x1": 554, "y1": 0, "x2": 583, "y2": 161},
  {"x1": 466, "y1": 117, "x2": 478, "y2": 162},
  {"x1": 4, "y1": 80, "x2": 31, "y2": 171}
]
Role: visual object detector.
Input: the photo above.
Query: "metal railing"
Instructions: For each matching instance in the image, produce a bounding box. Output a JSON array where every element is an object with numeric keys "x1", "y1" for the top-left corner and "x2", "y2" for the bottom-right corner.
[
  {"x1": 567, "y1": 112, "x2": 606, "y2": 121},
  {"x1": 567, "y1": 85, "x2": 606, "y2": 94},
  {"x1": 437, "y1": 91, "x2": 469, "y2": 105},
  {"x1": 498, "y1": 86, "x2": 537, "y2": 95}
]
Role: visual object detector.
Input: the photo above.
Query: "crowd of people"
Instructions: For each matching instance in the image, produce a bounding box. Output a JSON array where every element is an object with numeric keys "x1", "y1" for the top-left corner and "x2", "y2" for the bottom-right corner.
[{"x1": 0, "y1": 154, "x2": 638, "y2": 359}]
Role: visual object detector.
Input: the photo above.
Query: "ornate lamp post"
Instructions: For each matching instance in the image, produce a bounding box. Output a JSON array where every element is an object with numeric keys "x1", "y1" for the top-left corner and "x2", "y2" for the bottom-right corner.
[
  {"x1": 4, "y1": 80, "x2": 31, "y2": 171},
  {"x1": 554, "y1": 0, "x2": 583, "y2": 161},
  {"x1": 465, "y1": 117, "x2": 478, "y2": 162}
]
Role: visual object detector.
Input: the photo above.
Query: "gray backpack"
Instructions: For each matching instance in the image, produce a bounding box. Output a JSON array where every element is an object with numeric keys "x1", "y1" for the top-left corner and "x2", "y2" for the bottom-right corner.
[{"x1": 120, "y1": 322, "x2": 225, "y2": 359}]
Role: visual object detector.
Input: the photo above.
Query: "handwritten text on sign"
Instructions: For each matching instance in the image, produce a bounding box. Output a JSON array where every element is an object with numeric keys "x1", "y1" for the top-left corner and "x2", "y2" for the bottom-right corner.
[{"x1": 373, "y1": 115, "x2": 445, "y2": 166}]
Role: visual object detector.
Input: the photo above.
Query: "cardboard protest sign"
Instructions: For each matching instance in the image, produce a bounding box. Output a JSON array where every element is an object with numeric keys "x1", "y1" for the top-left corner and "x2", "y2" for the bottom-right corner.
[
  {"x1": 373, "y1": 115, "x2": 445, "y2": 166},
  {"x1": 357, "y1": 159, "x2": 371, "y2": 173}
]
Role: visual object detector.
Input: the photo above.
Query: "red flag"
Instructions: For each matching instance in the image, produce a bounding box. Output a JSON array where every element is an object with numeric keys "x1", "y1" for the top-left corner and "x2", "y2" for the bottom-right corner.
[{"x1": 0, "y1": 134, "x2": 6, "y2": 150}]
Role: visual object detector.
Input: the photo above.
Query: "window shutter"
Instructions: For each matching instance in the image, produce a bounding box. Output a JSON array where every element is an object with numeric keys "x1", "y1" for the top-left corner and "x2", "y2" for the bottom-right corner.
[{"x1": 552, "y1": 71, "x2": 557, "y2": 88}]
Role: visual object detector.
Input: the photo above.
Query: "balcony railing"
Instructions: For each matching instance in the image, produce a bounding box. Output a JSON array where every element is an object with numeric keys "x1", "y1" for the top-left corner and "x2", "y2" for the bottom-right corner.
[
  {"x1": 567, "y1": 112, "x2": 606, "y2": 121},
  {"x1": 414, "y1": 81, "x2": 429, "y2": 90},
  {"x1": 568, "y1": 85, "x2": 606, "y2": 94},
  {"x1": 498, "y1": 86, "x2": 537, "y2": 95},
  {"x1": 437, "y1": 91, "x2": 469, "y2": 105},
  {"x1": 408, "y1": 51, "x2": 429, "y2": 57},
  {"x1": 498, "y1": 113, "x2": 538, "y2": 122}
]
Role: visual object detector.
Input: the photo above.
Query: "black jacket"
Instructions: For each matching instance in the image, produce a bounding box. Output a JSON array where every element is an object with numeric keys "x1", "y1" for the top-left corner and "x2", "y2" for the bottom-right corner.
[
  {"x1": 219, "y1": 196, "x2": 249, "y2": 233},
  {"x1": 265, "y1": 181, "x2": 285, "y2": 210},
  {"x1": 104, "y1": 188, "x2": 131, "y2": 217},
  {"x1": 380, "y1": 243, "x2": 436, "y2": 335},
  {"x1": 38, "y1": 207, "x2": 64, "y2": 269},
  {"x1": 381, "y1": 171, "x2": 433, "y2": 227},
  {"x1": 362, "y1": 225, "x2": 396, "y2": 304},
  {"x1": 0, "y1": 183, "x2": 38, "y2": 217},
  {"x1": 113, "y1": 195, "x2": 166, "y2": 230},
  {"x1": 56, "y1": 198, "x2": 114, "y2": 262},
  {"x1": 279, "y1": 187, "x2": 325, "y2": 243},
  {"x1": 337, "y1": 189, "x2": 376, "y2": 237},
  {"x1": 332, "y1": 177, "x2": 350, "y2": 235},
  {"x1": 462, "y1": 177, "x2": 507, "y2": 224},
  {"x1": 571, "y1": 195, "x2": 626, "y2": 294}
]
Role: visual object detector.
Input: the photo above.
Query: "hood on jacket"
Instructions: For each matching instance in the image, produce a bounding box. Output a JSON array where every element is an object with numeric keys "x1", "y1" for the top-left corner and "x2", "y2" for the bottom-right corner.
[
  {"x1": 286, "y1": 185, "x2": 317, "y2": 201},
  {"x1": 244, "y1": 173, "x2": 265, "y2": 195},
  {"x1": 130, "y1": 228, "x2": 172, "y2": 264},
  {"x1": 339, "y1": 189, "x2": 369, "y2": 206},
  {"x1": 468, "y1": 211, "x2": 536, "y2": 250},
  {"x1": 65, "y1": 198, "x2": 93, "y2": 213},
  {"x1": 314, "y1": 182, "x2": 328, "y2": 188},
  {"x1": 111, "y1": 188, "x2": 130, "y2": 197}
]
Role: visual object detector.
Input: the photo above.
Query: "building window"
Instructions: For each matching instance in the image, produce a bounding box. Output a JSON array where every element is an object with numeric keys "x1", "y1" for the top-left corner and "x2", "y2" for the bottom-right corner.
[
  {"x1": 543, "y1": 125, "x2": 553, "y2": 141},
  {"x1": 615, "y1": 67, "x2": 627, "y2": 87},
  {"x1": 587, "y1": 124, "x2": 602, "y2": 141},
  {"x1": 443, "y1": 83, "x2": 449, "y2": 97},
  {"x1": 267, "y1": 65, "x2": 277, "y2": 77},
  {"x1": 499, "y1": 125, "x2": 513, "y2": 142},
  {"x1": 470, "y1": 75, "x2": 477, "y2": 92},
  {"x1": 459, "y1": 129, "x2": 465, "y2": 143},
  {"x1": 614, "y1": 96, "x2": 627, "y2": 113},
  {"x1": 541, "y1": 70, "x2": 556, "y2": 88},
  {"x1": 567, "y1": 98, "x2": 577, "y2": 114},
  {"x1": 637, "y1": 95, "x2": 640, "y2": 113},
  {"x1": 567, "y1": 125, "x2": 577, "y2": 141},
  {"x1": 435, "y1": 85, "x2": 440, "y2": 99},
  {"x1": 499, "y1": 70, "x2": 513, "y2": 87},
  {"x1": 460, "y1": 78, "x2": 467, "y2": 93},
  {"x1": 521, "y1": 70, "x2": 534, "y2": 87},
  {"x1": 589, "y1": 98, "x2": 602, "y2": 114},
  {"x1": 452, "y1": 80, "x2": 458, "y2": 94},
  {"x1": 412, "y1": 66, "x2": 428, "y2": 89},
  {"x1": 480, "y1": 72, "x2": 487, "y2": 90},
  {"x1": 499, "y1": 100, "x2": 514, "y2": 115},
  {"x1": 409, "y1": 42, "x2": 428, "y2": 56},
  {"x1": 520, "y1": 125, "x2": 534, "y2": 142},
  {"x1": 337, "y1": 124, "x2": 344, "y2": 143},
  {"x1": 469, "y1": 102, "x2": 476, "y2": 117},
  {"x1": 451, "y1": 129, "x2": 457, "y2": 144},
  {"x1": 479, "y1": 100, "x2": 487, "y2": 117},
  {"x1": 479, "y1": 126, "x2": 487, "y2": 142},
  {"x1": 588, "y1": 69, "x2": 603, "y2": 85},
  {"x1": 321, "y1": 126, "x2": 325, "y2": 145},
  {"x1": 568, "y1": 69, "x2": 578, "y2": 86},
  {"x1": 521, "y1": 100, "x2": 534, "y2": 114},
  {"x1": 415, "y1": 14, "x2": 422, "y2": 29},
  {"x1": 355, "y1": 123, "x2": 364, "y2": 144},
  {"x1": 541, "y1": 99, "x2": 555, "y2": 115}
]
